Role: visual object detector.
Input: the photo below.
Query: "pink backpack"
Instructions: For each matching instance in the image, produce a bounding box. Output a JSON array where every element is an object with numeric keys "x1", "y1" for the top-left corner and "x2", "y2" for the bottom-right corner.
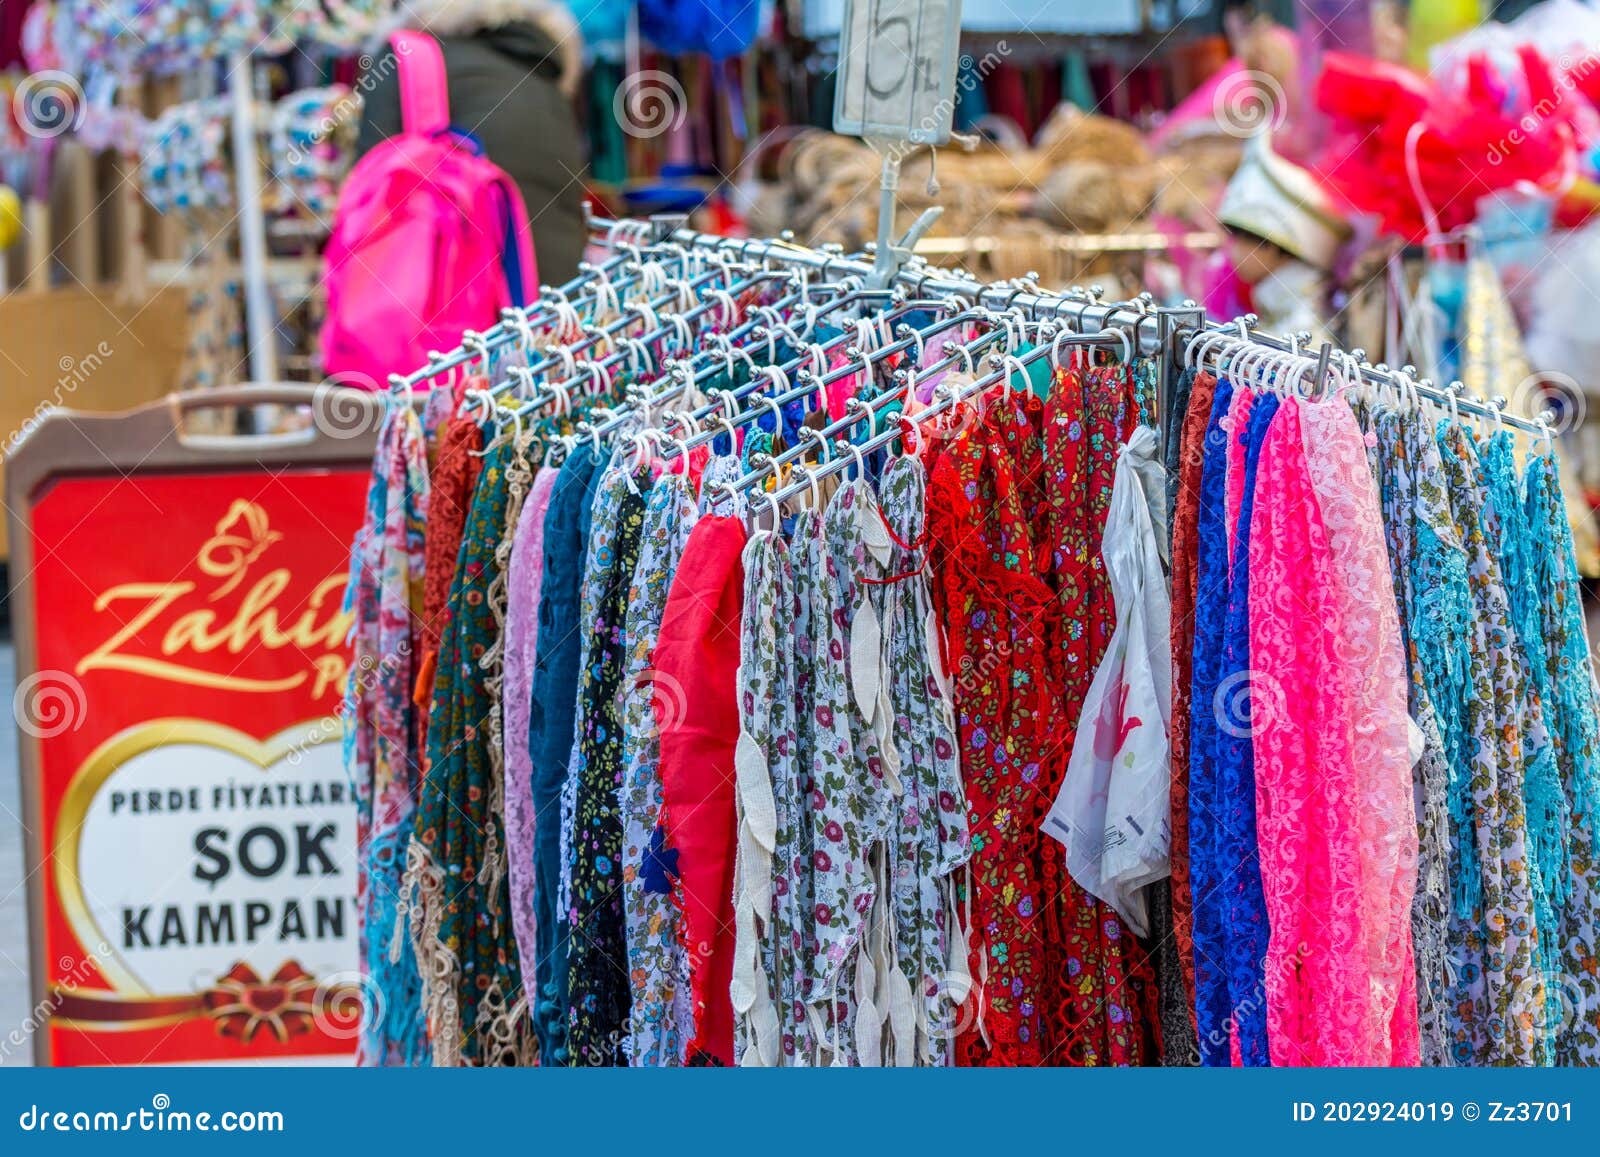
[{"x1": 320, "y1": 30, "x2": 538, "y2": 390}]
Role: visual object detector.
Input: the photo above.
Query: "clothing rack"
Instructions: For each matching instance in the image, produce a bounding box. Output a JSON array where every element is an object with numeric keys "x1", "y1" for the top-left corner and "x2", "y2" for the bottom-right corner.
[
  {"x1": 345, "y1": 213, "x2": 1600, "y2": 1074},
  {"x1": 619, "y1": 217, "x2": 1559, "y2": 443}
]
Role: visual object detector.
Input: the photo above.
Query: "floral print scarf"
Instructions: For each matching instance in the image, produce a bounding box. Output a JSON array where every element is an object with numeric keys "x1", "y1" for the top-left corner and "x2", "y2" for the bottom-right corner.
[
  {"x1": 1431, "y1": 421, "x2": 1540, "y2": 1065},
  {"x1": 1165, "y1": 370, "x2": 1216, "y2": 1065},
  {"x1": 346, "y1": 406, "x2": 431, "y2": 1066},
  {"x1": 619, "y1": 470, "x2": 701, "y2": 1065},
  {"x1": 1372, "y1": 409, "x2": 1455, "y2": 1066},
  {"x1": 733, "y1": 526, "x2": 791, "y2": 1065},
  {"x1": 567, "y1": 458, "x2": 653, "y2": 1065},
  {"x1": 1523, "y1": 449, "x2": 1600, "y2": 1064},
  {"x1": 406, "y1": 435, "x2": 536, "y2": 1066},
  {"x1": 1479, "y1": 430, "x2": 1568, "y2": 1060},
  {"x1": 873, "y1": 456, "x2": 970, "y2": 1064}
]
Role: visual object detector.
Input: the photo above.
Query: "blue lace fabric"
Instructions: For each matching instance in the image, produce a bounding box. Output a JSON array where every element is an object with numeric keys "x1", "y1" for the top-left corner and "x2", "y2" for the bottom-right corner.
[
  {"x1": 1186, "y1": 375, "x2": 1235, "y2": 1065},
  {"x1": 1212, "y1": 390, "x2": 1279, "y2": 1066}
]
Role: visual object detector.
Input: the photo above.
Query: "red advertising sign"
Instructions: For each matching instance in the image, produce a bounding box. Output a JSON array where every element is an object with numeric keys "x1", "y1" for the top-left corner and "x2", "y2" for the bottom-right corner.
[{"x1": 7, "y1": 389, "x2": 381, "y2": 1066}]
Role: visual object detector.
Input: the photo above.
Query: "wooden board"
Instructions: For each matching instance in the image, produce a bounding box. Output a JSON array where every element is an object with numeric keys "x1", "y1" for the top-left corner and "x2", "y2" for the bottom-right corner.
[{"x1": 0, "y1": 286, "x2": 192, "y2": 557}]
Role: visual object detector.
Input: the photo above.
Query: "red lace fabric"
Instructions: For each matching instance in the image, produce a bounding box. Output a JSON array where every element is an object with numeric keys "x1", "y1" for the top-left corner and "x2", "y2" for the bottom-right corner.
[
  {"x1": 415, "y1": 412, "x2": 482, "y2": 763},
  {"x1": 1166, "y1": 370, "x2": 1216, "y2": 1016},
  {"x1": 925, "y1": 365, "x2": 1157, "y2": 1066}
]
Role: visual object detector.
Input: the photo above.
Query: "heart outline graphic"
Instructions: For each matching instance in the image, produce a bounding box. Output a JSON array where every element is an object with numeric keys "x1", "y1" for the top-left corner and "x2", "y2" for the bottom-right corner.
[{"x1": 51, "y1": 718, "x2": 339, "y2": 996}]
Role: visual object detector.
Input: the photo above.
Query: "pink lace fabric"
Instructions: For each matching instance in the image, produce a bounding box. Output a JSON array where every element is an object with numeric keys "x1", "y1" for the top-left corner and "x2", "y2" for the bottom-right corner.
[
  {"x1": 1246, "y1": 398, "x2": 1374, "y2": 1065},
  {"x1": 1299, "y1": 401, "x2": 1421, "y2": 1066},
  {"x1": 823, "y1": 350, "x2": 859, "y2": 421},
  {"x1": 504, "y1": 465, "x2": 558, "y2": 991},
  {"x1": 1223, "y1": 387, "x2": 1255, "y2": 569}
]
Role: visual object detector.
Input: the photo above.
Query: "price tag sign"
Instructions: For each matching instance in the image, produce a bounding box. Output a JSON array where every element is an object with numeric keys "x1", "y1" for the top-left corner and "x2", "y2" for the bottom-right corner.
[
  {"x1": 7, "y1": 388, "x2": 380, "y2": 1066},
  {"x1": 833, "y1": 0, "x2": 963, "y2": 146}
]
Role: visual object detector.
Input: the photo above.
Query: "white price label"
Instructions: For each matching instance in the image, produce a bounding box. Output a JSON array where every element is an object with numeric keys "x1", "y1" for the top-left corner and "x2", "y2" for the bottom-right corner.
[{"x1": 833, "y1": 0, "x2": 963, "y2": 147}]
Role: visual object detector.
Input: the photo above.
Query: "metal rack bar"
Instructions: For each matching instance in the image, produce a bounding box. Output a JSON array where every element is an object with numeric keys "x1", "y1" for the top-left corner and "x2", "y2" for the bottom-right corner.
[
  {"x1": 396, "y1": 216, "x2": 1555, "y2": 449},
  {"x1": 1187, "y1": 318, "x2": 1555, "y2": 438}
]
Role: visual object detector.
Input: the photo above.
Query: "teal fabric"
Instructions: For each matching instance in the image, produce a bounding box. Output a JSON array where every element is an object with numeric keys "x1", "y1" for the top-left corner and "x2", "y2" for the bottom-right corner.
[{"x1": 528, "y1": 442, "x2": 604, "y2": 1063}]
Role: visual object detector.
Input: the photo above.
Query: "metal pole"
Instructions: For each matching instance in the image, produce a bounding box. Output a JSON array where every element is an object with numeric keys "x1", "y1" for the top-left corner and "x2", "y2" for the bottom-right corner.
[
  {"x1": 869, "y1": 146, "x2": 901, "y2": 290},
  {"x1": 229, "y1": 52, "x2": 278, "y2": 384}
]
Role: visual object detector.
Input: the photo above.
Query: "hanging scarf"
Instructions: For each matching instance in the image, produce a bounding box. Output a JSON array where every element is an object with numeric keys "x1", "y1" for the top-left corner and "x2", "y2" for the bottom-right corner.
[
  {"x1": 925, "y1": 394, "x2": 1057, "y2": 1066},
  {"x1": 656, "y1": 513, "x2": 748, "y2": 1065},
  {"x1": 1186, "y1": 376, "x2": 1236, "y2": 1065},
  {"x1": 874, "y1": 456, "x2": 970, "y2": 1065},
  {"x1": 405, "y1": 436, "x2": 536, "y2": 1066},
  {"x1": 1042, "y1": 366, "x2": 1157, "y2": 1067},
  {"x1": 1165, "y1": 369, "x2": 1216, "y2": 1064},
  {"x1": 1432, "y1": 422, "x2": 1541, "y2": 1066},
  {"x1": 503, "y1": 465, "x2": 558, "y2": 998},
  {"x1": 346, "y1": 405, "x2": 433, "y2": 1065},
  {"x1": 1302, "y1": 399, "x2": 1420, "y2": 1065},
  {"x1": 1480, "y1": 429, "x2": 1568, "y2": 1061},
  {"x1": 732, "y1": 527, "x2": 788, "y2": 1066},
  {"x1": 620, "y1": 470, "x2": 701, "y2": 1065},
  {"x1": 1372, "y1": 409, "x2": 1455, "y2": 1067},
  {"x1": 557, "y1": 452, "x2": 619, "y2": 941},
  {"x1": 415, "y1": 405, "x2": 484, "y2": 762},
  {"x1": 369, "y1": 407, "x2": 431, "y2": 1065},
  {"x1": 567, "y1": 459, "x2": 652, "y2": 1065},
  {"x1": 1248, "y1": 398, "x2": 1374, "y2": 1065},
  {"x1": 528, "y1": 442, "x2": 606, "y2": 1065},
  {"x1": 1524, "y1": 449, "x2": 1600, "y2": 1065},
  {"x1": 1211, "y1": 388, "x2": 1275, "y2": 1066}
]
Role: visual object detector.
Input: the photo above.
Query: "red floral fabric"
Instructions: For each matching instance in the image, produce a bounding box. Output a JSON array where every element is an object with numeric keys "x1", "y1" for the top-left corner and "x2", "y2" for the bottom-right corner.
[
  {"x1": 414, "y1": 412, "x2": 482, "y2": 763},
  {"x1": 927, "y1": 390, "x2": 1057, "y2": 1065},
  {"x1": 1041, "y1": 366, "x2": 1158, "y2": 1066},
  {"x1": 925, "y1": 364, "x2": 1158, "y2": 1066}
]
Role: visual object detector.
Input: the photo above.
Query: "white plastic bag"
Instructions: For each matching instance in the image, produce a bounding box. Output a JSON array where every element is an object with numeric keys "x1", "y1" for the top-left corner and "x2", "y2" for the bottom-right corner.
[{"x1": 1041, "y1": 426, "x2": 1172, "y2": 937}]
